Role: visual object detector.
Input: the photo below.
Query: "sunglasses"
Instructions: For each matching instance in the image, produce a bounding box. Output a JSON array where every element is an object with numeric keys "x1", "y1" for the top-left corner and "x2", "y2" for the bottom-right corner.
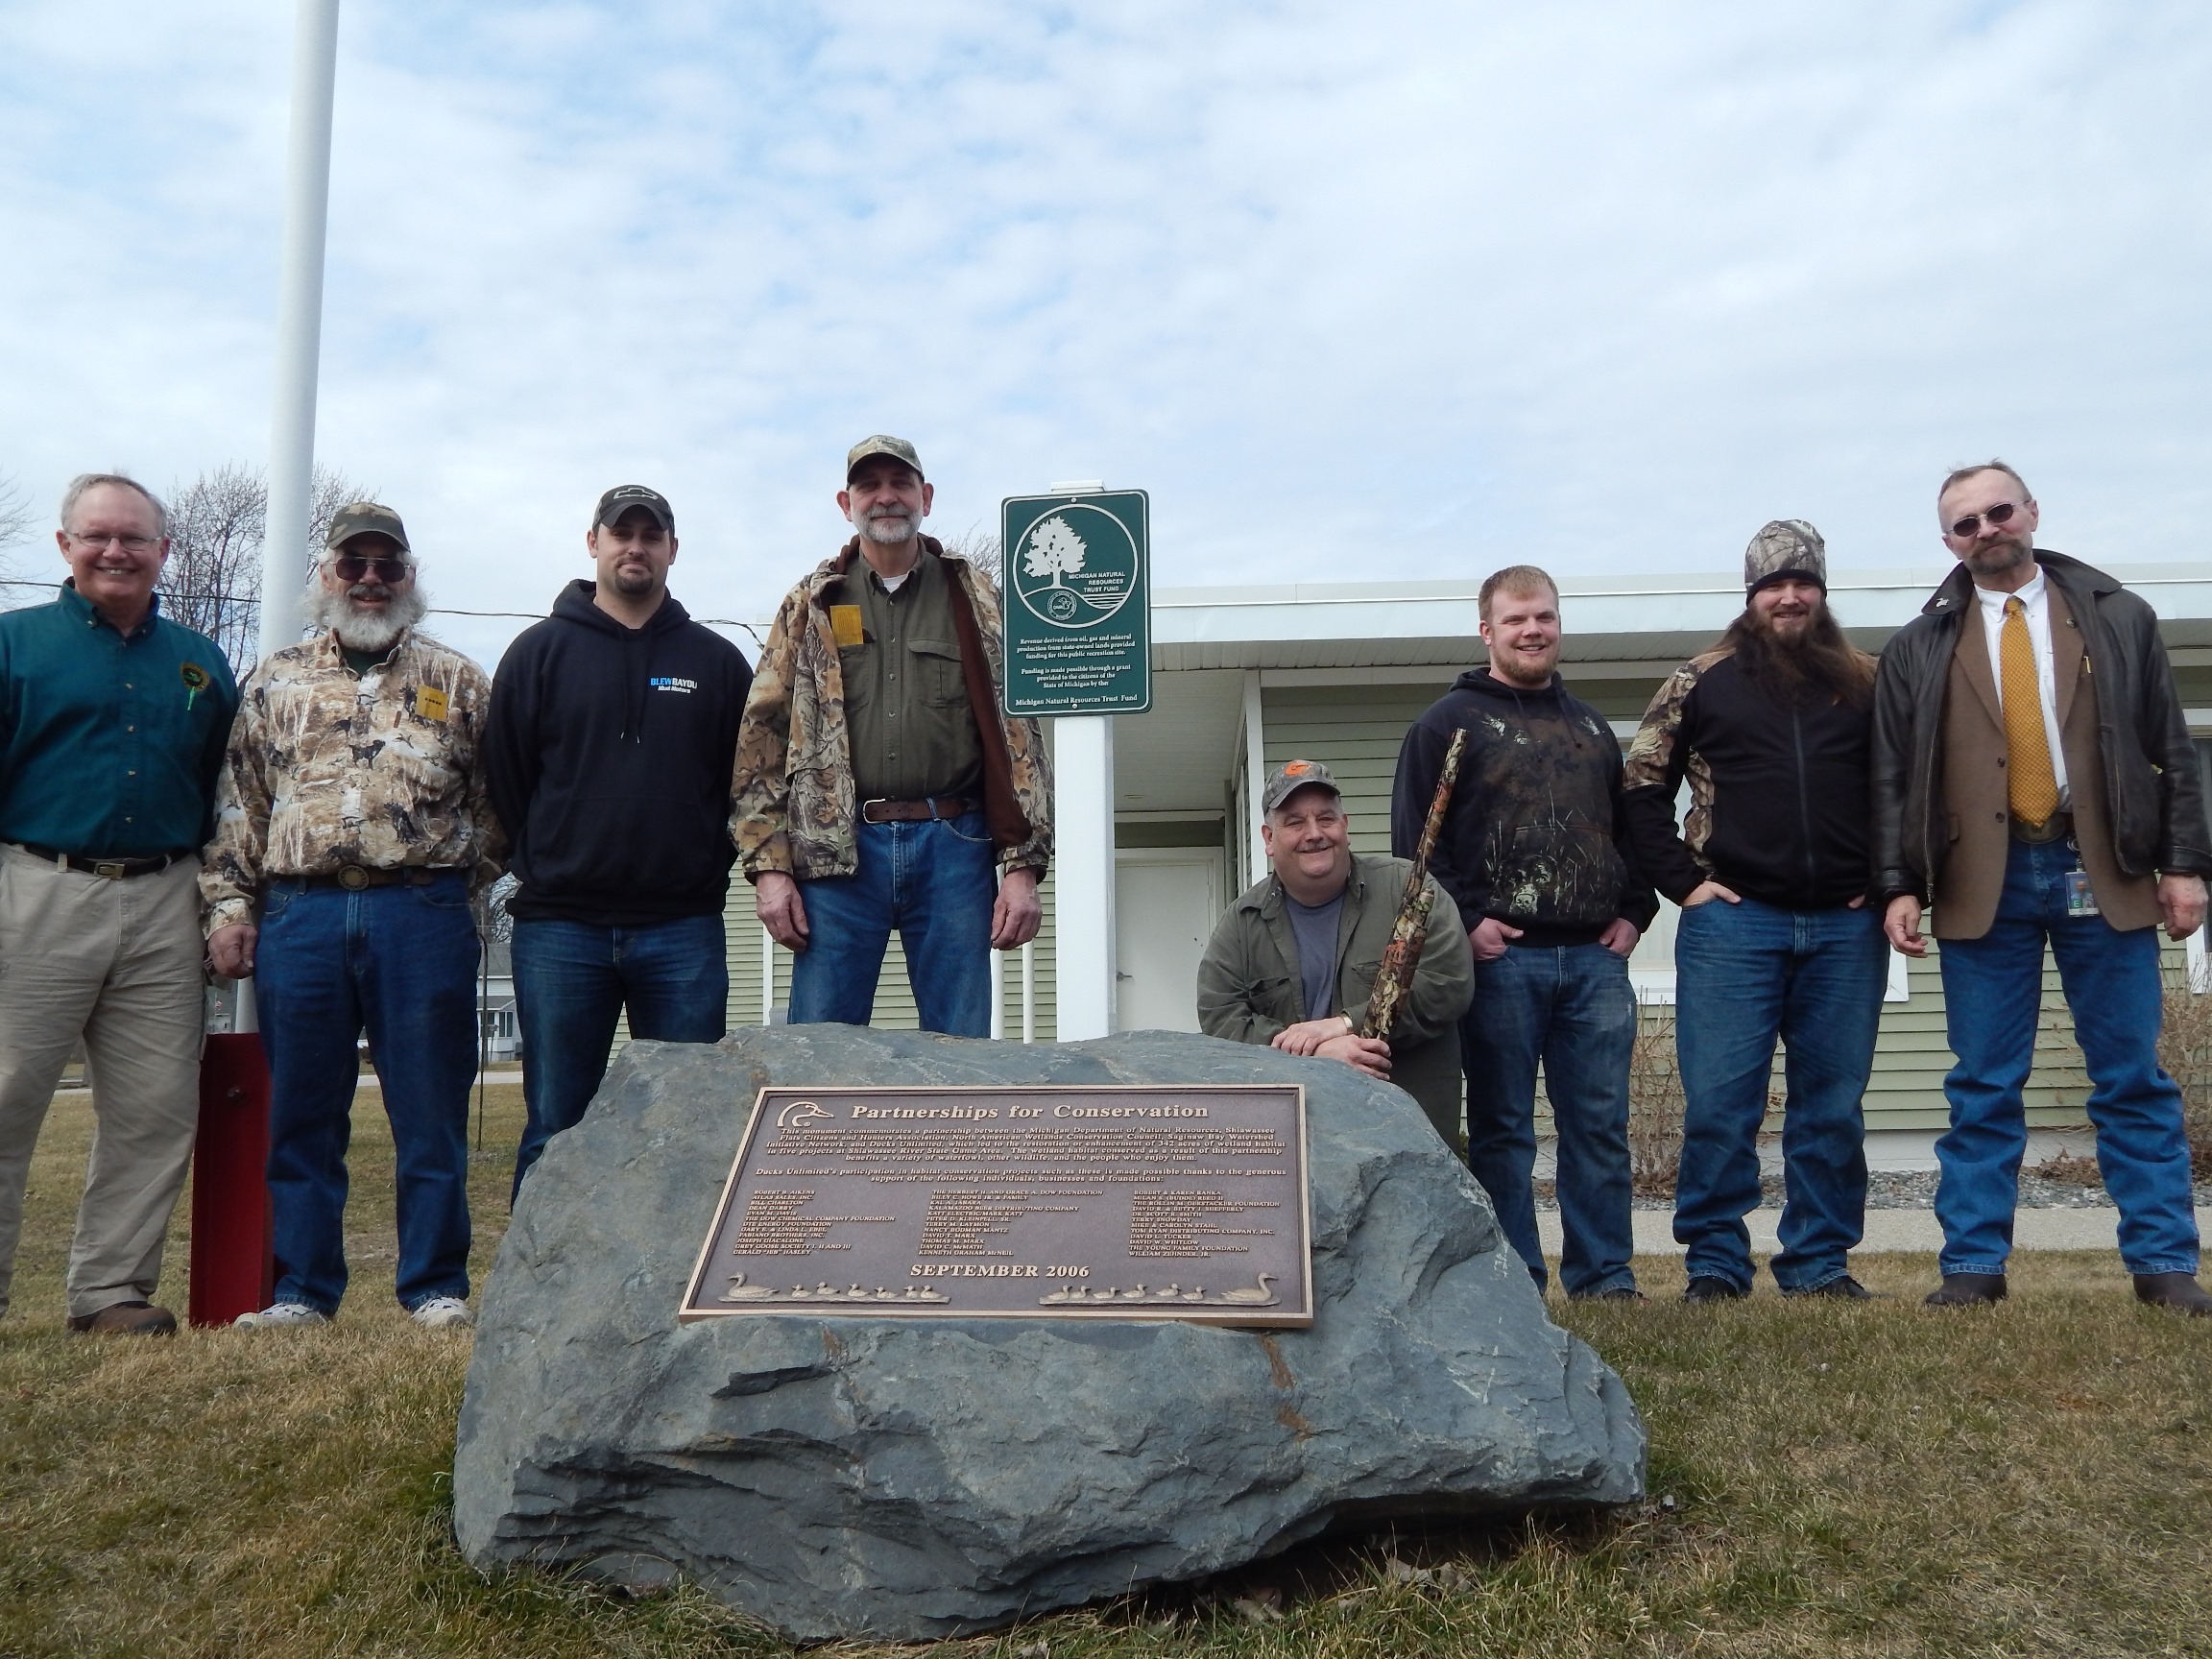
[
  {"x1": 1948, "y1": 501, "x2": 2019, "y2": 539},
  {"x1": 332, "y1": 554, "x2": 411, "y2": 584}
]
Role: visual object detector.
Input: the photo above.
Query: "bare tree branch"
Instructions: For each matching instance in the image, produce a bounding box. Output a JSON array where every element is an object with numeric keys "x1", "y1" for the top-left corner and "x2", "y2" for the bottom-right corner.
[
  {"x1": 160, "y1": 463, "x2": 370, "y2": 669},
  {"x1": 0, "y1": 472, "x2": 36, "y2": 595},
  {"x1": 939, "y1": 521, "x2": 1002, "y2": 587}
]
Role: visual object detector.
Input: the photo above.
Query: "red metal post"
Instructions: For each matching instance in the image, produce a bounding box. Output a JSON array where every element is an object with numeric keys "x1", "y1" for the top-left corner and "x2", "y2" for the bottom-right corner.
[{"x1": 189, "y1": 1032, "x2": 275, "y2": 1328}]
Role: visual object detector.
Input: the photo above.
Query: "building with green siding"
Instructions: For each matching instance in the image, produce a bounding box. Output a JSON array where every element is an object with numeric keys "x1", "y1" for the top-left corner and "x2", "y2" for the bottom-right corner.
[{"x1": 714, "y1": 561, "x2": 2212, "y2": 1158}]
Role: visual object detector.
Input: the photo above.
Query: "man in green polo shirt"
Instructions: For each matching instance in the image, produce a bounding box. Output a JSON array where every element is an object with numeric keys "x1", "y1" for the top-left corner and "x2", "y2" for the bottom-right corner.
[{"x1": 0, "y1": 472, "x2": 238, "y2": 1335}]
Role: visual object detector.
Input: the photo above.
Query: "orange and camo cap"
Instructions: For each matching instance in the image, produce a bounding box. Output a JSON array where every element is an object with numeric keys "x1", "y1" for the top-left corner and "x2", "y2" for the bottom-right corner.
[{"x1": 1262, "y1": 759, "x2": 1342, "y2": 814}]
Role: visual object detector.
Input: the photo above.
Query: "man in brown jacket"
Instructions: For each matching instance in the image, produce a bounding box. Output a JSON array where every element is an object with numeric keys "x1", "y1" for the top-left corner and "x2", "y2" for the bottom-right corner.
[
  {"x1": 1872, "y1": 460, "x2": 2212, "y2": 1312},
  {"x1": 733, "y1": 437, "x2": 1051, "y2": 1034}
]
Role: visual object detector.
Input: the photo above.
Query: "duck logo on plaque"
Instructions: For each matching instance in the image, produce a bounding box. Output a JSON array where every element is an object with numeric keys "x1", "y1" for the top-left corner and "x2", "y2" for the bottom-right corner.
[{"x1": 680, "y1": 1085, "x2": 1312, "y2": 1326}]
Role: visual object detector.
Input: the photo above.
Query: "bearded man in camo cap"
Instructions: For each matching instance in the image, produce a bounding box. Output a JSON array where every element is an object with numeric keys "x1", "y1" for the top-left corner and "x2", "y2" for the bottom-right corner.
[
  {"x1": 204, "y1": 503, "x2": 503, "y2": 1332},
  {"x1": 1622, "y1": 519, "x2": 1886, "y2": 1305}
]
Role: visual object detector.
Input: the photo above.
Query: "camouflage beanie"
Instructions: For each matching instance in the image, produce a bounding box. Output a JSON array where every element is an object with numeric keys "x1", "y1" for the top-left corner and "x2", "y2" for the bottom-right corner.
[{"x1": 1743, "y1": 519, "x2": 1826, "y2": 596}]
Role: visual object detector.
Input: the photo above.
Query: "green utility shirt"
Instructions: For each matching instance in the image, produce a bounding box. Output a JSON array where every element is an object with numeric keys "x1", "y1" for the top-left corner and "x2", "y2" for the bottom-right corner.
[
  {"x1": 1196, "y1": 853, "x2": 1475, "y2": 1150},
  {"x1": 837, "y1": 551, "x2": 984, "y2": 804},
  {"x1": 0, "y1": 584, "x2": 239, "y2": 857}
]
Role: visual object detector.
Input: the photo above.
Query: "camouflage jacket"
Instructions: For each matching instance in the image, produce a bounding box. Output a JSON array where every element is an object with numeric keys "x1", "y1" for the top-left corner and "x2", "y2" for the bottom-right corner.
[
  {"x1": 201, "y1": 628, "x2": 506, "y2": 931},
  {"x1": 733, "y1": 540, "x2": 1052, "y2": 879},
  {"x1": 1621, "y1": 644, "x2": 1876, "y2": 909},
  {"x1": 1620, "y1": 648, "x2": 1730, "y2": 895}
]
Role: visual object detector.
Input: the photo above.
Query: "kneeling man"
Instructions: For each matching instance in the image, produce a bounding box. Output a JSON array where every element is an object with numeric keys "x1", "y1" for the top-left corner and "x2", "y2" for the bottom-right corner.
[{"x1": 1197, "y1": 761, "x2": 1473, "y2": 1144}]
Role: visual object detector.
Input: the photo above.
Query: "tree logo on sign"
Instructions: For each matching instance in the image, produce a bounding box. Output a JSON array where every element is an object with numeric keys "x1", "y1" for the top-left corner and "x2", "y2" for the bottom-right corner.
[
  {"x1": 1010, "y1": 502, "x2": 1138, "y2": 630},
  {"x1": 1023, "y1": 517, "x2": 1086, "y2": 587}
]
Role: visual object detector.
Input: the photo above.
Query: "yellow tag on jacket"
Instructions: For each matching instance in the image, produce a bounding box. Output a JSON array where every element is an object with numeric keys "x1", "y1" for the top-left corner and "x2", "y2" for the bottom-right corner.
[
  {"x1": 414, "y1": 685, "x2": 450, "y2": 722},
  {"x1": 830, "y1": 604, "x2": 865, "y2": 648}
]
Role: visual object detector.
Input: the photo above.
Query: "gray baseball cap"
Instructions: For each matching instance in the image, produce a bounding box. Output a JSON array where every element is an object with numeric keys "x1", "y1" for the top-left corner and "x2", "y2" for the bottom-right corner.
[
  {"x1": 594, "y1": 484, "x2": 674, "y2": 533},
  {"x1": 1262, "y1": 759, "x2": 1343, "y2": 814},
  {"x1": 1744, "y1": 519, "x2": 1827, "y2": 595},
  {"x1": 846, "y1": 434, "x2": 925, "y2": 481},
  {"x1": 325, "y1": 501, "x2": 411, "y2": 554}
]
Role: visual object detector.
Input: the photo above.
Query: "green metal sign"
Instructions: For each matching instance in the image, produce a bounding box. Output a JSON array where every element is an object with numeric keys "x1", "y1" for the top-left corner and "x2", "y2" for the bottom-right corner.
[{"x1": 998, "y1": 489, "x2": 1151, "y2": 716}]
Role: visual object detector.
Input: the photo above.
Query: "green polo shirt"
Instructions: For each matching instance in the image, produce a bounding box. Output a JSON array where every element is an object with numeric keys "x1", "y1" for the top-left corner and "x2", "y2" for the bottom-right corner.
[
  {"x1": 837, "y1": 550, "x2": 984, "y2": 805},
  {"x1": 0, "y1": 583, "x2": 239, "y2": 857}
]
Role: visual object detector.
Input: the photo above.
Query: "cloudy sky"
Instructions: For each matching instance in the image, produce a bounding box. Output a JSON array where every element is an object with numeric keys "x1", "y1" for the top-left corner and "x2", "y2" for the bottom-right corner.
[{"x1": 3, "y1": 1, "x2": 2207, "y2": 667}]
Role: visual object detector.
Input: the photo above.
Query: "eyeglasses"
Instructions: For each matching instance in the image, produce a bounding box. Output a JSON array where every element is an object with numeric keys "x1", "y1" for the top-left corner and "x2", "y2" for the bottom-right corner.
[
  {"x1": 69, "y1": 532, "x2": 160, "y2": 554},
  {"x1": 1948, "y1": 501, "x2": 2019, "y2": 539},
  {"x1": 332, "y1": 554, "x2": 411, "y2": 584}
]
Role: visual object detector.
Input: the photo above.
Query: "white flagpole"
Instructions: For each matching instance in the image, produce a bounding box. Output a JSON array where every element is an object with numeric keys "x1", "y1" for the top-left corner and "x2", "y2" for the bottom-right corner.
[
  {"x1": 238, "y1": 0, "x2": 339, "y2": 1038},
  {"x1": 259, "y1": 0, "x2": 340, "y2": 662}
]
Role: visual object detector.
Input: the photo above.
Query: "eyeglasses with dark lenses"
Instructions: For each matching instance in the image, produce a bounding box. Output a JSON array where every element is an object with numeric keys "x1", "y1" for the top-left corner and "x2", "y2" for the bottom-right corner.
[
  {"x1": 333, "y1": 554, "x2": 410, "y2": 584},
  {"x1": 1949, "y1": 501, "x2": 2018, "y2": 539}
]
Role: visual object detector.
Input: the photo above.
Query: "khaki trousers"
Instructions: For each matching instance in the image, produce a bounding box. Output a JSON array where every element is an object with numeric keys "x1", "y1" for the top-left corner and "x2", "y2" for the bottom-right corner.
[{"x1": 0, "y1": 846, "x2": 205, "y2": 1321}]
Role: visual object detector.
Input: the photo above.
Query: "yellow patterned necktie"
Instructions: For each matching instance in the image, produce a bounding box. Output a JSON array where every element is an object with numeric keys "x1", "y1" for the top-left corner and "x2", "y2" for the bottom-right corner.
[{"x1": 2000, "y1": 596, "x2": 2058, "y2": 828}]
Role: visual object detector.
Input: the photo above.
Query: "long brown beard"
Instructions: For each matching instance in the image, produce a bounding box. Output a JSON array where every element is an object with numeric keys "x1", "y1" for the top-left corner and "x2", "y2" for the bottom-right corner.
[{"x1": 1719, "y1": 599, "x2": 1875, "y2": 709}]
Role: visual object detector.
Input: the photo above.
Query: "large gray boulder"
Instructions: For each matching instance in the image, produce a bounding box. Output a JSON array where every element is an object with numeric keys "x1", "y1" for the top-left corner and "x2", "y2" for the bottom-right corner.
[{"x1": 453, "y1": 1028, "x2": 1642, "y2": 1642}]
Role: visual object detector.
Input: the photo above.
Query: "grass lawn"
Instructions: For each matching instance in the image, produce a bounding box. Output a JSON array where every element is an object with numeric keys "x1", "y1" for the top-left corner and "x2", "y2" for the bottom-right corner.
[{"x1": 3, "y1": 1083, "x2": 2209, "y2": 1658}]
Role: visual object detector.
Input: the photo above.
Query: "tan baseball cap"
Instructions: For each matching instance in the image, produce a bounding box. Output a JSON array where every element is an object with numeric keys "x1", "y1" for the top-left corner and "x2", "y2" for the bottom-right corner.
[
  {"x1": 846, "y1": 434, "x2": 925, "y2": 481},
  {"x1": 1262, "y1": 759, "x2": 1343, "y2": 814}
]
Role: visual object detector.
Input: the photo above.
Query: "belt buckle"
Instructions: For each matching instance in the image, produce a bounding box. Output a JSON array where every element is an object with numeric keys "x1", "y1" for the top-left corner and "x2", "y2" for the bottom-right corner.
[
  {"x1": 92, "y1": 860, "x2": 126, "y2": 880},
  {"x1": 862, "y1": 798, "x2": 891, "y2": 822},
  {"x1": 337, "y1": 864, "x2": 371, "y2": 891}
]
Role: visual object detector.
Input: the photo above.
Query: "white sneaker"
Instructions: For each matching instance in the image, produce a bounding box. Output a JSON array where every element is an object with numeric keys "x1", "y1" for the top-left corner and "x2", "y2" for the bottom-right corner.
[
  {"x1": 410, "y1": 1296, "x2": 474, "y2": 1330},
  {"x1": 235, "y1": 1302, "x2": 328, "y2": 1329}
]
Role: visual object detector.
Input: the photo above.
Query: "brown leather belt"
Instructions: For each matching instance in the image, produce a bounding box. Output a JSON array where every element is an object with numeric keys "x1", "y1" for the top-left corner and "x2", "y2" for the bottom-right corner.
[
  {"x1": 2009, "y1": 810, "x2": 2073, "y2": 847},
  {"x1": 15, "y1": 843, "x2": 179, "y2": 879},
  {"x1": 860, "y1": 796, "x2": 975, "y2": 824},
  {"x1": 302, "y1": 865, "x2": 446, "y2": 891}
]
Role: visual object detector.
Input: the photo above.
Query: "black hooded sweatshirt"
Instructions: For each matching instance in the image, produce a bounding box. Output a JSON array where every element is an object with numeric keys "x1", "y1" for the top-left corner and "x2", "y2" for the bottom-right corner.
[
  {"x1": 485, "y1": 581, "x2": 753, "y2": 926},
  {"x1": 1391, "y1": 668, "x2": 1658, "y2": 949}
]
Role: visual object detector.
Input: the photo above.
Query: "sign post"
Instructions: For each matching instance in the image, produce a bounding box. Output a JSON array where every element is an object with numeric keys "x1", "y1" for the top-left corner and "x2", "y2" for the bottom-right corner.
[{"x1": 1000, "y1": 489, "x2": 1151, "y2": 1040}]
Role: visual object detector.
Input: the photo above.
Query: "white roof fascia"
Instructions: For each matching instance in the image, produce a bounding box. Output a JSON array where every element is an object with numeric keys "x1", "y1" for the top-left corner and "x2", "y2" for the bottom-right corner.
[{"x1": 1150, "y1": 565, "x2": 2212, "y2": 672}]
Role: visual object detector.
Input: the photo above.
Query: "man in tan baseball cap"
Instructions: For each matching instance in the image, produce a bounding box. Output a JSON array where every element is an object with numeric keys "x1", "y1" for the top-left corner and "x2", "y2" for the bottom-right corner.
[{"x1": 733, "y1": 436, "x2": 1053, "y2": 1034}]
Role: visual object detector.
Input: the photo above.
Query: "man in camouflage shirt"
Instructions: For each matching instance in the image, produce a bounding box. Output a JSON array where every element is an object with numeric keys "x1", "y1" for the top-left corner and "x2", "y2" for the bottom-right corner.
[
  {"x1": 1622, "y1": 522, "x2": 1884, "y2": 1304},
  {"x1": 204, "y1": 504, "x2": 502, "y2": 1331},
  {"x1": 733, "y1": 436, "x2": 1051, "y2": 1033}
]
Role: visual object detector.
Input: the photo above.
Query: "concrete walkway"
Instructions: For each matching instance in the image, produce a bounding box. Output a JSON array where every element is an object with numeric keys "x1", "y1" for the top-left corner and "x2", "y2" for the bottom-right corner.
[{"x1": 1538, "y1": 1205, "x2": 2212, "y2": 1256}]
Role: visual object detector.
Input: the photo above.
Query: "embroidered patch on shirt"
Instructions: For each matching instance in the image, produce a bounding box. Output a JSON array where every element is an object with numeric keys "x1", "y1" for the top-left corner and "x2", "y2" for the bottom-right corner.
[
  {"x1": 414, "y1": 685, "x2": 449, "y2": 723},
  {"x1": 649, "y1": 676, "x2": 698, "y2": 694},
  {"x1": 830, "y1": 604, "x2": 865, "y2": 648}
]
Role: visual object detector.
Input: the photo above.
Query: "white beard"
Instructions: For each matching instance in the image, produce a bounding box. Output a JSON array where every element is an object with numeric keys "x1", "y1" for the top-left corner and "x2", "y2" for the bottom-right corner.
[
  {"x1": 309, "y1": 583, "x2": 429, "y2": 653},
  {"x1": 859, "y1": 509, "x2": 919, "y2": 546}
]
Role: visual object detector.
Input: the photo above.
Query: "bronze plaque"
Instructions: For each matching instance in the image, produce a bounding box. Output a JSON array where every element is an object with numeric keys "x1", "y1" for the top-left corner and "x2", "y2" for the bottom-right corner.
[{"x1": 679, "y1": 1085, "x2": 1311, "y2": 1326}]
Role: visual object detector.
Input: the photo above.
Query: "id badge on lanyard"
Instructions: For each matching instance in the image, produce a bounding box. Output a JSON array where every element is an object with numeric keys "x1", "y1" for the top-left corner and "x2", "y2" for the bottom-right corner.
[{"x1": 2063, "y1": 833, "x2": 2100, "y2": 919}]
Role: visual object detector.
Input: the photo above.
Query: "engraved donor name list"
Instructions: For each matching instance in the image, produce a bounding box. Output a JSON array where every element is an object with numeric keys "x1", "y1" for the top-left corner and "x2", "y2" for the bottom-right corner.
[{"x1": 679, "y1": 1086, "x2": 1312, "y2": 1325}]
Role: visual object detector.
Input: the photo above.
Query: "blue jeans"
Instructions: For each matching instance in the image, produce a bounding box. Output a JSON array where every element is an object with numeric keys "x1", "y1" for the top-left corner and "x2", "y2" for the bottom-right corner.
[
  {"x1": 254, "y1": 873, "x2": 479, "y2": 1314},
  {"x1": 1935, "y1": 837, "x2": 2200, "y2": 1278},
  {"x1": 1672, "y1": 896, "x2": 1886, "y2": 1292},
  {"x1": 510, "y1": 914, "x2": 728, "y2": 1199},
  {"x1": 786, "y1": 812, "x2": 998, "y2": 1037},
  {"x1": 1463, "y1": 941, "x2": 1639, "y2": 1296}
]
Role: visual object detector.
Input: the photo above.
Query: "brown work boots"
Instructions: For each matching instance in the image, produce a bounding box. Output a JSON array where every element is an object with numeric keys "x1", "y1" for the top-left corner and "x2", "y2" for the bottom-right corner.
[{"x1": 65, "y1": 1300, "x2": 179, "y2": 1336}]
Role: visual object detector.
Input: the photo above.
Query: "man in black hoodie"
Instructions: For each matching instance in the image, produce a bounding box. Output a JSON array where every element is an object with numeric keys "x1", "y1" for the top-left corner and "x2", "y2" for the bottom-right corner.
[
  {"x1": 1392, "y1": 565, "x2": 1657, "y2": 1301},
  {"x1": 486, "y1": 486, "x2": 753, "y2": 1198},
  {"x1": 1622, "y1": 522, "x2": 1885, "y2": 1305}
]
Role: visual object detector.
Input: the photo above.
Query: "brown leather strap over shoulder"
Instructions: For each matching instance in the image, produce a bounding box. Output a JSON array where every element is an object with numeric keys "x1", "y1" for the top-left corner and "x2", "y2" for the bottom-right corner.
[{"x1": 939, "y1": 544, "x2": 1032, "y2": 854}]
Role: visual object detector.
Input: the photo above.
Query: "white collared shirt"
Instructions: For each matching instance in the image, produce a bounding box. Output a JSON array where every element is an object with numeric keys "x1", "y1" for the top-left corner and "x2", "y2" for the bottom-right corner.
[{"x1": 1973, "y1": 567, "x2": 2070, "y2": 807}]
